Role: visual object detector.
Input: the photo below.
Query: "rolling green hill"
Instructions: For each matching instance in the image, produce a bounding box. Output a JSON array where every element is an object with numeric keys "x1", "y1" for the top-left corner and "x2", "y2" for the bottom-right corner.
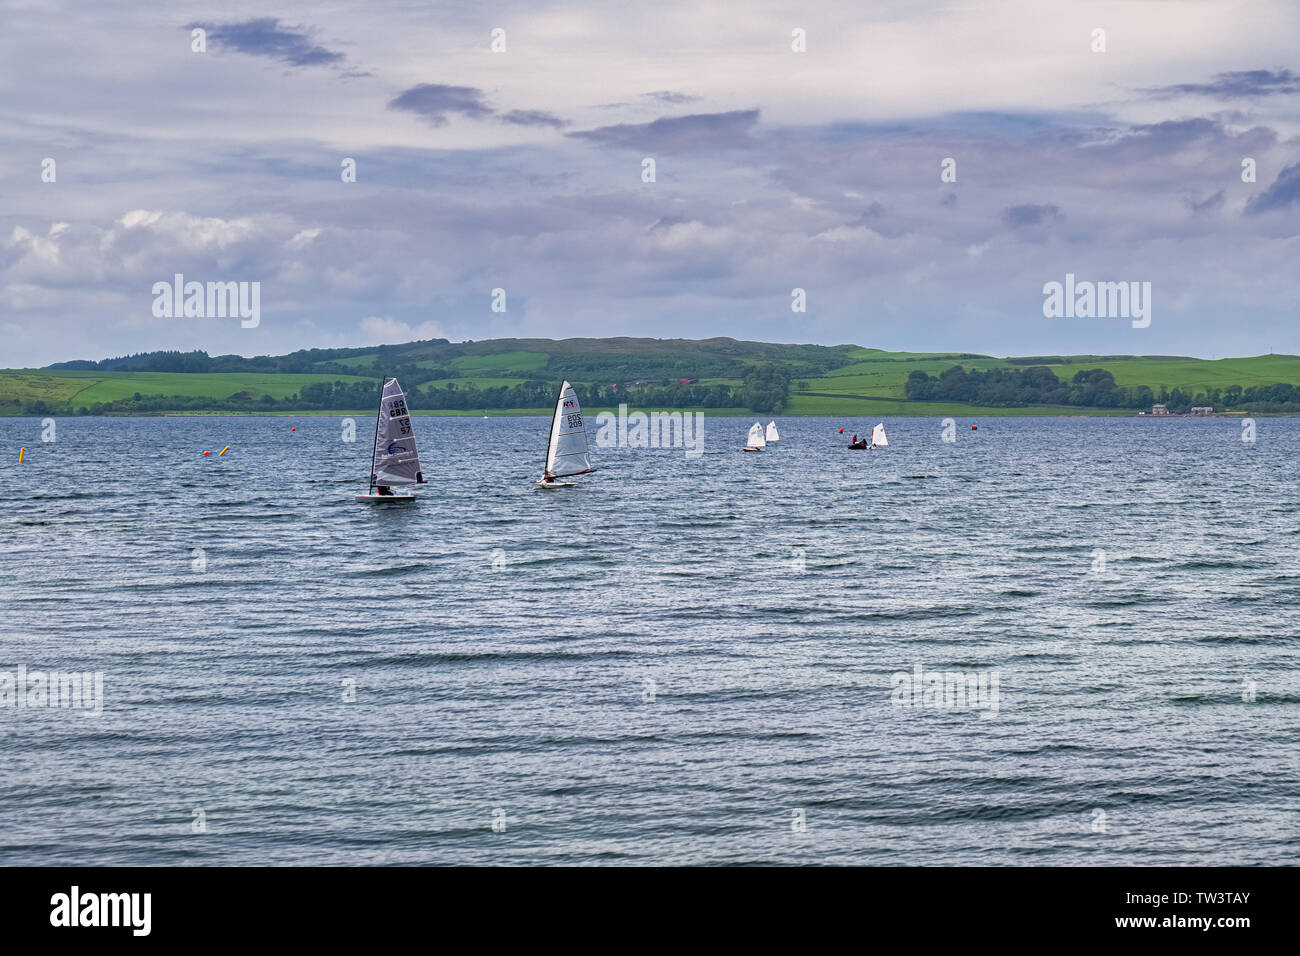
[{"x1": 6, "y1": 338, "x2": 1300, "y2": 416}]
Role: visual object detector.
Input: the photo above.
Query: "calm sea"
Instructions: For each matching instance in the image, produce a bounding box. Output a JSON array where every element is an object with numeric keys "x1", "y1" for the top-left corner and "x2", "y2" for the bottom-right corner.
[{"x1": 1, "y1": 415, "x2": 1297, "y2": 865}]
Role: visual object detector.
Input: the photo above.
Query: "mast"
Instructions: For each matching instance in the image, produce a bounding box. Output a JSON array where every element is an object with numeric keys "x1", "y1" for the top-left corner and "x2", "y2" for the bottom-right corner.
[
  {"x1": 368, "y1": 377, "x2": 387, "y2": 491},
  {"x1": 543, "y1": 381, "x2": 562, "y2": 476}
]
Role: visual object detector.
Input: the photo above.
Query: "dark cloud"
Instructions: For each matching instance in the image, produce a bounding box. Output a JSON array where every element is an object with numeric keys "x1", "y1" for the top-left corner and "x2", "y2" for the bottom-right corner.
[
  {"x1": 388, "y1": 84, "x2": 494, "y2": 126},
  {"x1": 568, "y1": 109, "x2": 760, "y2": 151},
  {"x1": 498, "y1": 109, "x2": 569, "y2": 129},
  {"x1": 387, "y1": 87, "x2": 567, "y2": 129},
  {"x1": 1125, "y1": 117, "x2": 1230, "y2": 146},
  {"x1": 1187, "y1": 190, "x2": 1225, "y2": 215},
  {"x1": 1077, "y1": 117, "x2": 1277, "y2": 171},
  {"x1": 644, "y1": 91, "x2": 701, "y2": 104},
  {"x1": 647, "y1": 215, "x2": 692, "y2": 232},
  {"x1": 1245, "y1": 162, "x2": 1300, "y2": 215},
  {"x1": 185, "y1": 18, "x2": 344, "y2": 68},
  {"x1": 1143, "y1": 69, "x2": 1300, "y2": 99},
  {"x1": 1003, "y1": 203, "x2": 1062, "y2": 228}
]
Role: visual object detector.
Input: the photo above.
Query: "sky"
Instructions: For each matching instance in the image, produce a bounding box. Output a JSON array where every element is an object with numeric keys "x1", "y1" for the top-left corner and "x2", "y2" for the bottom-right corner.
[{"x1": 1, "y1": 0, "x2": 1298, "y2": 367}]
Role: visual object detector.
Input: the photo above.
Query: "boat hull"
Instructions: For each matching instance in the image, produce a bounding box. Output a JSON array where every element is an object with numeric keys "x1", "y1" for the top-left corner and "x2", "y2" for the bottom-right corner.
[
  {"x1": 742, "y1": 447, "x2": 764, "y2": 452},
  {"x1": 356, "y1": 493, "x2": 417, "y2": 502},
  {"x1": 534, "y1": 480, "x2": 575, "y2": 489}
]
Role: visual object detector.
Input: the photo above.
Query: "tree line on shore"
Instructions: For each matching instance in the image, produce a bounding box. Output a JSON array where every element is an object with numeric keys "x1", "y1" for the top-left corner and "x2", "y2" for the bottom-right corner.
[
  {"x1": 11, "y1": 361, "x2": 1300, "y2": 415},
  {"x1": 10, "y1": 364, "x2": 794, "y2": 416},
  {"x1": 903, "y1": 365, "x2": 1300, "y2": 413}
]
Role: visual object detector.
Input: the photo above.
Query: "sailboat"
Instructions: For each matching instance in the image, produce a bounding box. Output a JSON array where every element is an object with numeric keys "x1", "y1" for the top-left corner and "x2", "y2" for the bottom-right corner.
[
  {"x1": 765, "y1": 420, "x2": 780, "y2": 443},
  {"x1": 742, "y1": 421, "x2": 766, "y2": 452},
  {"x1": 536, "y1": 380, "x2": 591, "y2": 488},
  {"x1": 356, "y1": 377, "x2": 426, "y2": 501},
  {"x1": 870, "y1": 422, "x2": 888, "y2": 449}
]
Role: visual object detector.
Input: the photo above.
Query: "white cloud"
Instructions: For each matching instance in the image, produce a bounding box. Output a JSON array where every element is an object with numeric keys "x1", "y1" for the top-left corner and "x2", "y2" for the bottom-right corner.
[
  {"x1": 359, "y1": 315, "x2": 451, "y2": 344},
  {"x1": 1, "y1": 1, "x2": 1299, "y2": 365}
]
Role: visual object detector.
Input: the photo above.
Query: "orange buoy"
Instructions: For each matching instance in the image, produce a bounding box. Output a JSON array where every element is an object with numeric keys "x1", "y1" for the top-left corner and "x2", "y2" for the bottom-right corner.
[{"x1": 203, "y1": 451, "x2": 210, "y2": 456}]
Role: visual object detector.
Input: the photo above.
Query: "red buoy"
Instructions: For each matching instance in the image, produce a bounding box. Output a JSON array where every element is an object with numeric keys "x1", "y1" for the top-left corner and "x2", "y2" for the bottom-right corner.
[
  {"x1": 972, "y1": 425, "x2": 977, "y2": 430},
  {"x1": 203, "y1": 451, "x2": 210, "y2": 456},
  {"x1": 838, "y1": 428, "x2": 844, "y2": 433}
]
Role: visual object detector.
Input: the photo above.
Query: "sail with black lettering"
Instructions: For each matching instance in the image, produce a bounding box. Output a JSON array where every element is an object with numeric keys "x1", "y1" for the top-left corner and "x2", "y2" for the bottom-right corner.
[
  {"x1": 871, "y1": 422, "x2": 888, "y2": 447},
  {"x1": 765, "y1": 421, "x2": 780, "y2": 442},
  {"x1": 544, "y1": 380, "x2": 591, "y2": 478},
  {"x1": 371, "y1": 377, "x2": 425, "y2": 486}
]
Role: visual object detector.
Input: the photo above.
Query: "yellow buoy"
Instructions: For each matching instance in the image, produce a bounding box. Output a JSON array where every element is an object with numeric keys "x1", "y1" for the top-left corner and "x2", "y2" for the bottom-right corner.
[
  {"x1": 218, "y1": 446, "x2": 230, "y2": 456},
  {"x1": 18, "y1": 447, "x2": 25, "y2": 462}
]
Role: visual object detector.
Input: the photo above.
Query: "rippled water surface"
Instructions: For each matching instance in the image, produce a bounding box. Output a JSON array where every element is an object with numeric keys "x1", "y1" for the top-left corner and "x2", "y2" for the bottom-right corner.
[{"x1": 1, "y1": 414, "x2": 1298, "y2": 865}]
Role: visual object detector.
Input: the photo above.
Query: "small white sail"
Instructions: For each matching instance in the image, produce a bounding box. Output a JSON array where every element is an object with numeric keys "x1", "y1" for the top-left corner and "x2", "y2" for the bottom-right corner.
[
  {"x1": 746, "y1": 421, "x2": 766, "y2": 449},
  {"x1": 765, "y1": 420, "x2": 780, "y2": 442},
  {"x1": 371, "y1": 377, "x2": 425, "y2": 485},
  {"x1": 871, "y1": 422, "x2": 888, "y2": 447},
  {"x1": 544, "y1": 380, "x2": 591, "y2": 478}
]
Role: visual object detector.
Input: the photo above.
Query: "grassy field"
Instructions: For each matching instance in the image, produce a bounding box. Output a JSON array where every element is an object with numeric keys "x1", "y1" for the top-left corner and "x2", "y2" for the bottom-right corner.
[
  {"x1": 7, "y1": 344, "x2": 1300, "y2": 416},
  {"x1": 1054, "y1": 355, "x2": 1300, "y2": 391},
  {"x1": 784, "y1": 394, "x2": 1131, "y2": 417},
  {"x1": 449, "y1": 350, "x2": 549, "y2": 374},
  {"x1": 0, "y1": 370, "x2": 377, "y2": 408},
  {"x1": 799, "y1": 352, "x2": 1300, "y2": 401}
]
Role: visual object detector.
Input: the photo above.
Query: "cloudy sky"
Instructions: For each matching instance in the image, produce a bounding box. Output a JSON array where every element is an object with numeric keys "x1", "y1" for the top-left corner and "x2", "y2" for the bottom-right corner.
[{"x1": 2, "y1": 0, "x2": 1298, "y2": 367}]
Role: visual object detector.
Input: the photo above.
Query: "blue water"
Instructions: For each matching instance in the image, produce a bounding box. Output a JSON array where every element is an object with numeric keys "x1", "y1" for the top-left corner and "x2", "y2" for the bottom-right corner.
[{"x1": 1, "y1": 415, "x2": 1298, "y2": 865}]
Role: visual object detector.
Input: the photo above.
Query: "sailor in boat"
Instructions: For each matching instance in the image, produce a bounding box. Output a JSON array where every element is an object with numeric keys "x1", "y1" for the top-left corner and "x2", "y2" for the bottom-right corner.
[{"x1": 375, "y1": 484, "x2": 394, "y2": 496}]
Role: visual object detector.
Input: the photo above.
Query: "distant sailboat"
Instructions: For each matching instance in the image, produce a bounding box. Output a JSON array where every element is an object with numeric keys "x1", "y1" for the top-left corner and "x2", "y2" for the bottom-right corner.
[
  {"x1": 357, "y1": 377, "x2": 426, "y2": 501},
  {"x1": 870, "y1": 422, "x2": 888, "y2": 448},
  {"x1": 765, "y1": 420, "x2": 780, "y2": 443},
  {"x1": 536, "y1": 380, "x2": 591, "y2": 488},
  {"x1": 743, "y1": 421, "x2": 766, "y2": 452}
]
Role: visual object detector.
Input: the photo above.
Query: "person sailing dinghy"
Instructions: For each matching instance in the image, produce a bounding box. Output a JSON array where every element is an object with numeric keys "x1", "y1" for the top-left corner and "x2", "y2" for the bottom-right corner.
[
  {"x1": 357, "y1": 377, "x2": 426, "y2": 501},
  {"x1": 869, "y1": 422, "x2": 888, "y2": 449},
  {"x1": 765, "y1": 420, "x2": 780, "y2": 443},
  {"x1": 742, "y1": 421, "x2": 766, "y2": 452},
  {"x1": 536, "y1": 380, "x2": 591, "y2": 488}
]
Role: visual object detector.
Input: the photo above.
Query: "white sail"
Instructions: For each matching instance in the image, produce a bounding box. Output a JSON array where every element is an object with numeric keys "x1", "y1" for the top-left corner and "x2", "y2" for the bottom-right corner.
[
  {"x1": 765, "y1": 420, "x2": 780, "y2": 442},
  {"x1": 371, "y1": 377, "x2": 425, "y2": 485},
  {"x1": 746, "y1": 421, "x2": 766, "y2": 449},
  {"x1": 544, "y1": 380, "x2": 591, "y2": 477},
  {"x1": 871, "y1": 422, "x2": 888, "y2": 447}
]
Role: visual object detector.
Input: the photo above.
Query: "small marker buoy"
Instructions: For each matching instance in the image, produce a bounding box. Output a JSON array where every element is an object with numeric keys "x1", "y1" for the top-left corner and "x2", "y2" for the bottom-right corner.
[
  {"x1": 291, "y1": 427, "x2": 296, "y2": 432},
  {"x1": 18, "y1": 447, "x2": 25, "y2": 462},
  {"x1": 218, "y1": 446, "x2": 229, "y2": 456},
  {"x1": 838, "y1": 428, "x2": 844, "y2": 433},
  {"x1": 203, "y1": 451, "x2": 210, "y2": 456},
  {"x1": 972, "y1": 425, "x2": 977, "y2": 430}
]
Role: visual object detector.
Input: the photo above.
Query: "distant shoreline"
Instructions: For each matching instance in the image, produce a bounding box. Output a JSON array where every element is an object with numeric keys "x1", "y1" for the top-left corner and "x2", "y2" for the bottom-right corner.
[
  {"x1": 0, "y1": 407, "x2": 1287, "y2": 419},
  {"x1": 7, "y1": 341, "x2": 1300, "y2": 418}
]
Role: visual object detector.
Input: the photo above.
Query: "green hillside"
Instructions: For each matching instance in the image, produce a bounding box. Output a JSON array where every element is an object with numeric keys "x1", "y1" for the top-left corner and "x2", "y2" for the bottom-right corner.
[{"x1": 6, "y1": 338, "x2": 1300, "y2": 416}]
